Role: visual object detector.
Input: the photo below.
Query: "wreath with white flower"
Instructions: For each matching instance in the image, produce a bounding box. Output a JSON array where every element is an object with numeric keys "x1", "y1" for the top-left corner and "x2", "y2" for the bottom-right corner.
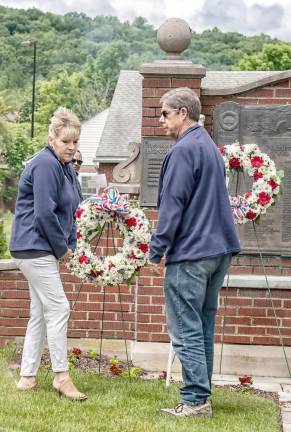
[
  {"x1": 219, "y1": 143, "x2": 283, "y2": 224},
  {"x1": 67, "y1": 189, "x2": 151, "y2": 285}
]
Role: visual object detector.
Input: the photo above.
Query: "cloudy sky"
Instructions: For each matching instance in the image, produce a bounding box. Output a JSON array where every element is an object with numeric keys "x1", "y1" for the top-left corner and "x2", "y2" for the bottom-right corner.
[{"x1": 1, "y1": 0, "x2": 291, "y2": 41}]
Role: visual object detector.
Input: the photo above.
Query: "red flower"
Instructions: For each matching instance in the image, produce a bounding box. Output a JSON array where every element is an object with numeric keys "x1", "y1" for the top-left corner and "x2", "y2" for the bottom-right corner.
[
  {"x1": 245, "y1": 209, "x2": 257, "y2": 220},
  {"x1": 76, "y1": 231, "x2": 82, "y2": 239},
  {"x1": 110, "y1": 363, "x2": 122, "y2": 375},
  {"x1": 254, "y1": 171, "x2": 263, "y2": 181},
  {"x1": 251, "y1": 156, "x2": 264, "y2": 168},
  {"x1": 257, "y1": 191, "x2": 271, "y2": 206},
  {"x1": 72, "y1": 347, "x2": 82, "y2": 357},
  {"x1": 75, "y1": 208, "x2": 84, "y2": 218},
  {"x1": 239, "y1": 375, "x2": 253, "y2": 386},
  {"x1": 125, "y1": 217, "x2": 137, "y2": 228},
  {"x1": 229, "y1": 157, "x2": 241, "y2": 169},
  {"x1": 79, "y1": 254, "x2": 90, "y2": 264},
  {"x1": 90, "y1": 269, "x2": 102, "y2": 277},
  {"x1": 268, "y1": 179, "x2": 278, "y2": 190},
  {"x1": 244, "y1": 191, "x2": 252, "y2": 200},
  {"x1": 138, "y1": 243, "x2": 149, "y2": 253},
  {"x1": 129, "y1": 252, "x2": 137, "y2": 260},
  {"x1": 108, "y1": 263, "x2": 116, "y2": 270},
  {"x1": 219, "y1": 146, "x2": 226, "y2": 154}
]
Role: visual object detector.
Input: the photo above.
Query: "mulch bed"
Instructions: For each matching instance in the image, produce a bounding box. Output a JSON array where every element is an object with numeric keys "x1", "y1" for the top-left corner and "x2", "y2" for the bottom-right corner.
[{"x1": 214, "y1": 384, "x2": 279, "y2": 404}]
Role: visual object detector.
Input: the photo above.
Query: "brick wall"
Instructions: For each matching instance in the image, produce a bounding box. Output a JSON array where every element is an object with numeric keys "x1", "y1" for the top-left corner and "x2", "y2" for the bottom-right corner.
[
  {"x1": 201, "y1": 78, "x2": 291, "y2": 135},
  {"x1": 1, "y1": 209, "x2": 291, "y2": 347},
  {"x1": 141, "y1": 77, "x2": 202, "y2": 137}
]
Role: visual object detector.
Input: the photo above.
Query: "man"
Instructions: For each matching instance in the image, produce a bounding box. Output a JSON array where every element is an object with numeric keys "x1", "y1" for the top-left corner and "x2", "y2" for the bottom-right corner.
[
  {"x1": 149, "y1": 87, "x2": 240, "y2": 418},
  {"x1": 72, "y1": 149, "x2": 83, "y2": 201}
]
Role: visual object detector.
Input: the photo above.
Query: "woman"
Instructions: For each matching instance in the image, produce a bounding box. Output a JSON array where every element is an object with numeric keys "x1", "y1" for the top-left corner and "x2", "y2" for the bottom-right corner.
[{"x1": 10, "y1": 107, "x2": 86, "y2": 401}]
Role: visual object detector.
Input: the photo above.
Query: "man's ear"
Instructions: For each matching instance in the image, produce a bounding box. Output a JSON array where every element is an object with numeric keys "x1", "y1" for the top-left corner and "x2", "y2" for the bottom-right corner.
[{"x1": 180, "y1": 107, "x2": 188, "y2": 119}]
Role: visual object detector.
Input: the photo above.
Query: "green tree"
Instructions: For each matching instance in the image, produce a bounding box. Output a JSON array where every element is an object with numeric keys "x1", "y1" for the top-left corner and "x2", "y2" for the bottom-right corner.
[
  {"x1": 0, "y1": 123, "x2": 42, "y2": 205},
  {"x1": 0, "y1": 219, "x2": 7, "y2": 258},
  {"x1": 236, "y1": 43, "x2": 291, "y2": 70},
  {"x1": 35, "y1": 68, "x2": 108, "y2": 127}
]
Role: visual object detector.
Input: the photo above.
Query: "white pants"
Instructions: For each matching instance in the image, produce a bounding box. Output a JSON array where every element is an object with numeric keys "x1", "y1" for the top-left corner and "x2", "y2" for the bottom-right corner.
[{"x1": 14, "y1": 255, "x2": 70, "y2": 376}]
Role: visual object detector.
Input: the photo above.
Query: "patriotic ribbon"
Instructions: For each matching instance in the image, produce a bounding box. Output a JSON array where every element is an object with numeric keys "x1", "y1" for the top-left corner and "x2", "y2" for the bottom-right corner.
[
  {"x1": 83, "y1": 188, "x2": 129, "y2": 215},
  {"x1": 229, "y1": 195, "x2": 249, "y2": 222}
]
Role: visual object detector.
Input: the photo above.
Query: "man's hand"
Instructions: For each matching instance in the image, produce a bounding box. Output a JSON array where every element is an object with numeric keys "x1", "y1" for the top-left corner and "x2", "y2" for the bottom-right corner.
[
  {"x1": 148, "y1": 262, "x2": 162, "y2": 276},
  {"x1": 60, "y1": 249, "x2": 73, "y2": 263}
]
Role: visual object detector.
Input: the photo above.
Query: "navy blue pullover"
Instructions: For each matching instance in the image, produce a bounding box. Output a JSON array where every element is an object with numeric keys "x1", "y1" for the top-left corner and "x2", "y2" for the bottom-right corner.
[
  {"x1": 10, "y1": 146, "x2": 80, "y2": 259},
  {"x1": 149, "y1": 125, "x2": 240, "y2": 264}
]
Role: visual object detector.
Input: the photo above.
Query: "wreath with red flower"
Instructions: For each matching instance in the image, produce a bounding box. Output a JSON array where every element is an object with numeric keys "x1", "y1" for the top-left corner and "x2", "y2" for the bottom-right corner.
[
  {"x1": 219, "y1": 143, "x2": 283, "y2": 224},
  {"x1": 67, "y1": 189, "x2": 151, "y2": 285}
]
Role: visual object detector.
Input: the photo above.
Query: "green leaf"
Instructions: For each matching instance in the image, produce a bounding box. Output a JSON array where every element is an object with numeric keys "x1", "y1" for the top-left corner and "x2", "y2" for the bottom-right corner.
[{"x1": 277, "y1": 170, "x2": 285, "y2": 179}]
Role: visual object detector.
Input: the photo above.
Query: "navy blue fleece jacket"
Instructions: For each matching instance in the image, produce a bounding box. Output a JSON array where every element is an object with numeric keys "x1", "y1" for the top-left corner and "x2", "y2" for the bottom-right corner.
[
  {"x1": 149, "y1": 125, "x2": 240, "y2": 264},
  {"x1": 10, "y1": 146, "x2": 80, "y2": 259}
]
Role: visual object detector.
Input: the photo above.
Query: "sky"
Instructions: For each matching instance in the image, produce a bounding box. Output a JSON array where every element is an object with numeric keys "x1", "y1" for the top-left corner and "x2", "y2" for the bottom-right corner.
[{"x1": 1, "y1": 0, "x2": 291, "y2": 41}]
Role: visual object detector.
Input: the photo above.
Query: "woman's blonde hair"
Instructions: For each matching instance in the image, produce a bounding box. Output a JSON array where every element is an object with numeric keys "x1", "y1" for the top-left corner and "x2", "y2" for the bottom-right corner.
[{"x1": 48, "y1": 107, "x2": 81, "y2": 141}]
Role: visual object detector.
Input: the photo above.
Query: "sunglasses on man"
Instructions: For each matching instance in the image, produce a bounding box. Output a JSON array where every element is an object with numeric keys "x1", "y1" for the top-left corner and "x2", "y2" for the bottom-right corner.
[
  {"x1": 72, "y1": 159, "x2": 83, "y2": 166},
  {"x1": 161, "y1": 108, "x2": 181, "y2": 118}
]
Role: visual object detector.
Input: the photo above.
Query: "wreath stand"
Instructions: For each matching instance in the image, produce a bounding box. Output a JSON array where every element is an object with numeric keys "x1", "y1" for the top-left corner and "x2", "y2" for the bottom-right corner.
[
  {"x1": 69, "y1": 190, "x2": 151, "y2": 376},
  {"x1": 166, "y1": 144, "x2": 291, "y2": 386},
  {"x1": 71, "y1": 216, "x2": 132, "y2": 374}
]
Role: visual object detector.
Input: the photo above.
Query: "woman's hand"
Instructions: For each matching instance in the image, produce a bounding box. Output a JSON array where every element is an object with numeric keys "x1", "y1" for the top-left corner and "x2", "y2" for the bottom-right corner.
[{"x1": 60, "y1": 249, "x2": 73, "y2": 263}]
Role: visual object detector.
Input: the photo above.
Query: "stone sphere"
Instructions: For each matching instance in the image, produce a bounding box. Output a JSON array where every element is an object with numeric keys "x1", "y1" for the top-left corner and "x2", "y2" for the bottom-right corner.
[{"x1": 157, "y1": 18, "x2": 192, "y2": 55}]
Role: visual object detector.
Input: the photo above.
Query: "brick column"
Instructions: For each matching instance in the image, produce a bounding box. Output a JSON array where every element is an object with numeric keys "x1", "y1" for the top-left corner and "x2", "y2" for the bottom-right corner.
[
  {"x1": 139, "y1": 61, "x2": 206, "y2": 138},
  {"x1": 136, "y1": 61, "x2": 206, "y2": 341}
]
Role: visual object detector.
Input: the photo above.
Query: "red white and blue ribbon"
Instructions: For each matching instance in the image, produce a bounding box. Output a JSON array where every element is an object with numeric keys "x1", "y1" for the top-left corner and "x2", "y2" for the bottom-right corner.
[
  {"x1": 83, "y1": 188, "x2": 129, "y2": 215},
  {"x1": 229, "y1": 195, "x2": 249, "y2": 222}
]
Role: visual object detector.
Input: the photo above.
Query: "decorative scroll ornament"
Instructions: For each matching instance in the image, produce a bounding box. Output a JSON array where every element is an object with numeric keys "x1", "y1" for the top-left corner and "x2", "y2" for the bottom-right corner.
[
  {"x1": 67, "y1": 188, "x2": 151, "y2": 285},
  {"x1": 219, "y1": 143, "x2": 283, "y2": 224},
  {"x1": 112, "y1": 142, "x2": 140, "y2": 183}
]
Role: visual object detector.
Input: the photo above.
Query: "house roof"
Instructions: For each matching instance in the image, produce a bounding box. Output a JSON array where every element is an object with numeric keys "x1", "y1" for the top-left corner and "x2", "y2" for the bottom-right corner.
[
  {"x1": 95, "y1": 69, "x2": 291, "y2": 163},
  {"x1": 202, "y1": 70, "x2": 291, "y2": 95},
  {"x1": 96, "y1": 71, "x2": 142, "y2": 163},
  {"x1": 78, "y1": 108, "x2": 109, "y2": 166}
]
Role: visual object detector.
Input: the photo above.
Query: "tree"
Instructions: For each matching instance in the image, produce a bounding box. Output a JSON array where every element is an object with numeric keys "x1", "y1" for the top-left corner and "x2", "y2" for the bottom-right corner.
[
  {"x1": 35, "y1": 68, "x2": 108, "y2": 127},
  {"x1": 236, "y1": 43, "x2": 291, "y2": 71},
  {"x1": 0, "y1": 219, "x2": 7, "y2": 258}
]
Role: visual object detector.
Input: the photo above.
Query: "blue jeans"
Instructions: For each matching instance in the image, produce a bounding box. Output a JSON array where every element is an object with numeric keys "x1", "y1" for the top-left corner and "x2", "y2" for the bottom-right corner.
[{"x1": 164, "y1": 254, "x2": 232, "y2": 405}]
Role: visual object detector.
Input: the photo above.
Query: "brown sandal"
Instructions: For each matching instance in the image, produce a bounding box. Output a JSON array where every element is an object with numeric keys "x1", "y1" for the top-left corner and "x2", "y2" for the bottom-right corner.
[{"x1": 53, "y1": 378, "x2": 87, "y2": 401}]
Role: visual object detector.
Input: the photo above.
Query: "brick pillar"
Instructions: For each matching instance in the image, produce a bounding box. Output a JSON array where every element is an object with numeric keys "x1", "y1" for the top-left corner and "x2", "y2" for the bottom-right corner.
[{"x1": 139, "y1": 61, "x2": 206, "y2": 138}]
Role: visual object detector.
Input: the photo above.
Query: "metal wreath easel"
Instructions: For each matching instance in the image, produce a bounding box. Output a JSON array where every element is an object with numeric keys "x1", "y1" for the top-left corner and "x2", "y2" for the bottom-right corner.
[{"x1": 70, "y1": 219, "x2": 132, "y2": 375}]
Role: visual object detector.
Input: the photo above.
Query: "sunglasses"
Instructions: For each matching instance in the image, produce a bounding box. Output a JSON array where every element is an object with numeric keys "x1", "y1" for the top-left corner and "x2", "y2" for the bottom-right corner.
[
  {"x1": 72, "y1": 159, "x2": 83, "y2": 166},
  {"x1": 161, "y1": 108, "x2": 180, "y2": 118}
]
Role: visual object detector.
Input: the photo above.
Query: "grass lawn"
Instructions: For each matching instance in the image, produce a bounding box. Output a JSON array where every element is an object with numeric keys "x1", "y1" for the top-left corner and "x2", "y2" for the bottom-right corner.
[{"x1": 0, "y1": 349, "x2": 281, "y2": 432}]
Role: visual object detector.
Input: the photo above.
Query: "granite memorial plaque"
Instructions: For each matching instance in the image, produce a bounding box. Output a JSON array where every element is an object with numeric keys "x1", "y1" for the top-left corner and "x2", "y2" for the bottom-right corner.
[
  {"x1": 140, "y1": 137, "x2": 174, "y2": 206},
  {"x1": 213, "y1": 102, "x2": 291, "y2": 256}
]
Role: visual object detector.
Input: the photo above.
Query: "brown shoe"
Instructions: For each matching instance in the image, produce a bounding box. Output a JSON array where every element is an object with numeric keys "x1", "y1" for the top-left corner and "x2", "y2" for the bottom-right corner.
[{"x1": 53, "y1": 378, "x2": 87, "y2": 401}]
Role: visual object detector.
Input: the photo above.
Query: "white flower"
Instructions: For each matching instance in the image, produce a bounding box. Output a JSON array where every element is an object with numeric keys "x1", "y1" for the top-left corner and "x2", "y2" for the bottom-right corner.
[
  {"x1": 68, "y1": 198, "x2": 151, "y2": 285},
  {"x1": 222, "y1": 142, "x2": 283, "y2": 225}
]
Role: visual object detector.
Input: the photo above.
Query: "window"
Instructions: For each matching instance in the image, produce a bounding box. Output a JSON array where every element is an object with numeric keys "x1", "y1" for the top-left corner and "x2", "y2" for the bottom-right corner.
[{"x1": 79, "y1": 174, "x2": 98, "y2": 198}]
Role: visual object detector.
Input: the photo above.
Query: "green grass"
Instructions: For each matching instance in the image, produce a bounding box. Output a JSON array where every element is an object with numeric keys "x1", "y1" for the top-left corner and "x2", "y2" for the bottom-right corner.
[
  {"x1": 0, "y1": 349, "x2": 281, "y2": 432},
  {"x1": 0, "y1": 210, "x2": 13, "y2": 258}
]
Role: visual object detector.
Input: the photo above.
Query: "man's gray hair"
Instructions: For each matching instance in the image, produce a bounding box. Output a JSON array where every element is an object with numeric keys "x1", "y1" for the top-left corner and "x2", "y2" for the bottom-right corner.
[{"x1": 160, "y1": 87, "x2": 201, "y2": 121}]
